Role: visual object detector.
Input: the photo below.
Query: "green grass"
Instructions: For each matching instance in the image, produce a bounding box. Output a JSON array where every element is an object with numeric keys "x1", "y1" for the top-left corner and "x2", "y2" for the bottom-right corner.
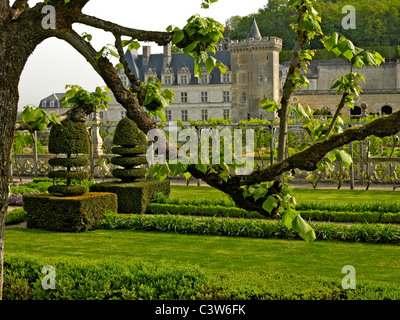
[
  {"x1": 169, "y1": 186, "x2": 400, "y2": 205},
  {"x1": 5, "y1": 228, "x2": 400, "y2": 286}
]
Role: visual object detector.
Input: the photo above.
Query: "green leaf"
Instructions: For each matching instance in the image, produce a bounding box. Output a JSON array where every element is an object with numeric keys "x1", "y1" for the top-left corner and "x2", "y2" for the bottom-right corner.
[
  {"x1": 205, "y1": 56, "x2": 217, "y2": 74},
  {"x1": 292, "y1": 215, "x2": 316, "y2": 242},
  {"x1": 335, "y1": 149, "x2": 353, "y2": 167},
  {"x1": 281, "y1": 210, "x2": 299, "y2": 229},
  {"x1": 195, "y1": 163, "x2": 208, "y2": 173},
  {"x1": 183, "y1": 171, "x2": 192, "y2": 180},
  {"x1": 183, "y1": 41, "x2": 199, "y2": 56},
  {"x1": 168, "y1": 162, "x2": 188, "y2": 175},
  {"x1": 172, "y1": 29, "x2": 185, "y2": 45},
  {"x1": 262, "y1": 196, "x2": 278, "y2": 213}
]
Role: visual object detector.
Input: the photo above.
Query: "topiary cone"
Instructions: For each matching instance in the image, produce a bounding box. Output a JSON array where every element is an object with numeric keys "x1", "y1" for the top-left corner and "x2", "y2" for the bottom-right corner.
[{"x1": 111, "y1": 117, "x2": 148, "y2": 182}]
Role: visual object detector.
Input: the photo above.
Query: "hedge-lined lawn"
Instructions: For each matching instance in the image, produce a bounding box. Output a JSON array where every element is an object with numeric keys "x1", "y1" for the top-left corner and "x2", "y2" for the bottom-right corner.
[
  {"x1": 5, "y1": 228, "x2": 400, "y2": 286},
  {"x1": 170, "y1": 186, "x2": 400, "y2": 205}
]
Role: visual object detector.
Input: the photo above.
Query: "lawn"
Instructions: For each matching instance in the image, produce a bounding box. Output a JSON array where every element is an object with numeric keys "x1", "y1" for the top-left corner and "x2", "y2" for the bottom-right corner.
[
  {"x1": 5, "y1": 228, "x2": 400, "y2": 286},
  {"x1": 170, "y1": 185, "x2": 400, "y2": 205}
]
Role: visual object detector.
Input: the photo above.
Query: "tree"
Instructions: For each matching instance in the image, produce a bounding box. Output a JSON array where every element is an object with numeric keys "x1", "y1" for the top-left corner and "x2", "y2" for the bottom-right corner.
[{"x1": 1, "y1": 0, "x2": 400, "y2": 299}]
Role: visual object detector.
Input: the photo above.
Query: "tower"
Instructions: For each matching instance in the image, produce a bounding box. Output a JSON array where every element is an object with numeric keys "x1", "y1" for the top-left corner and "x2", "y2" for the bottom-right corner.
[{"x1": 229, "y1": 18, "x2": 283, "y2": 121}]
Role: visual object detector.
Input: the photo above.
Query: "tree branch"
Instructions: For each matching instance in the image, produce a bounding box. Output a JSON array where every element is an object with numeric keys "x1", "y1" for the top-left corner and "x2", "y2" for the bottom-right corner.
[
  {"x1": 114, "y1": 34, "x2": 147, "y2": 105},
  {"x1": 11, "y1": 0, "x2": 28, "y2": 20},
  {"x1": 77, "y1": 14, "x2": 173, "y2": 46},
  {"x1": 251, "y1": 110, "x2": 400, "y2": 184}
]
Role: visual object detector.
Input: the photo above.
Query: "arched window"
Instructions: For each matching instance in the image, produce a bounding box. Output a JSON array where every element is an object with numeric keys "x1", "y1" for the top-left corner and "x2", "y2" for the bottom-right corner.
[
  {"x1": 350, "y1": 106, "x2": 361, "y2": 116},
  {"x1": 381, "y1": 105, "x2": 392, "y2": 115}
]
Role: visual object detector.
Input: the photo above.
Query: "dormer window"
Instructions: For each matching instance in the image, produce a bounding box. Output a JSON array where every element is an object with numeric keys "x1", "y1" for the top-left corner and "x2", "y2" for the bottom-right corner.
[
  {"x1": 49, "y1": 101, "x2": 54, "y2": 107},
  {"x1": 163, "y1": 75, "x2": 173, "y2": 85},
  {"x1": 222, "y1": 72, "x2": 231, "y2": 84},
  {"x1": 201, "y1": 74, "x2": 209, "y2": 84},
  {"x1": 180, "y1": 75, "x2": 189, "y2": 85},
  {"x1": 178, "y1": 65, "x2": 191, "y2": 85}
]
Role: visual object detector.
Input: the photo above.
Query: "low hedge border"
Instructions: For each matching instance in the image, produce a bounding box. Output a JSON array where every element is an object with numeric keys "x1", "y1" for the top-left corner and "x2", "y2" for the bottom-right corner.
[
  {"x1": 147, "y1": 203, "x2": 264, "y2": 219},
  {"x1": 4, "y1": 254, "x2": 400, "y2": 300},
  {"x1": 5, "y1": 208, "x2": 26, "y2": 225},
  {"x1": 3, "y1": 255, "x2": 208, "y2": 300},
  {"x1": 101, "y1": 212, "x2": 400, "y2": 245},
  {"x1": 147, "y1": 203, "x2": 400, "y2": 224}
]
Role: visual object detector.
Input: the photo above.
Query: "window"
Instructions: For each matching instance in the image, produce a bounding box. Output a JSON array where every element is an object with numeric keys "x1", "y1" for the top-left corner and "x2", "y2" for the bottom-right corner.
[
  {"x1": 164, "y1": 76, "x2": 172, "y2": 85},
  {"x1": 180, "y1": 75, "x2": 189, "y2": 85},
  {"x1": 121, "y1": 111, "x2": 126, "y2": 119},
  {"x1": 242, "y1": 92, "x2": 247, "y2": 103},
  {"x1": 223, "y1": 91, "x2": 230, "y2": 103},
  {"x1": 201, "y1": 74, "x2": 208, "y2": 84},
  {"x1": 166, "y1": 110, "x2": 172, "y2": 121},
  {"x1": 222, "y1": 73, "x2": 230, "y2": 84},
  {"x1": 99, "y1": 111, "x2": 104, "y2": 119},
  {"x1": 259, "y1": 74, "x2": 266, "y2": 82},
  {"x1": 201, "y1": 109, "x2": 208, "y2": 121},
  {"x1": 181, "y1": 92, "x2": 188, "y2": 103},
  {"x1": 201, "y1": 92, "x2": 208, "y2": 103},
  {"x1": 120, "y1": 76, "x2": 128, "y2": 87},
  {"x1": 42, "y1": 101, "x2": 47, "y2": 108},
  {"x1": 223, "y1": 109, "x2": 230, "y2": 120},
  {"x1": 49, "y1": 101, "x2": 54, "y2": 107},
  {"x1": 181, "y1": 110, "x2": 188, "y2": 121}
]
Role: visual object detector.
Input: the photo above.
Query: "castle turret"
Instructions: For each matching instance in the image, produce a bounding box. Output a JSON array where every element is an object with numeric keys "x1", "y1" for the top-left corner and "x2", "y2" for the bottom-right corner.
[{"x1": 228, "y1": 19, "x2": 283, "y2": 121}]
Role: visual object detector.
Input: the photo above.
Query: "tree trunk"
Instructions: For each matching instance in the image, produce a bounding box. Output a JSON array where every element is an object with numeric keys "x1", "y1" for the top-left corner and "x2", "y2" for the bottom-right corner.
[{"x1": 0, "y1": 59, "x2": 21, "y2": 301}]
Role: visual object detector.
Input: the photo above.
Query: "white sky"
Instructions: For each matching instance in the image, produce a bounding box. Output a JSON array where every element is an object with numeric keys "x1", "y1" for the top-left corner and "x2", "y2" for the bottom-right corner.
[{"x1": 17, "y1": 0, "x2": 268, "y2": 110}]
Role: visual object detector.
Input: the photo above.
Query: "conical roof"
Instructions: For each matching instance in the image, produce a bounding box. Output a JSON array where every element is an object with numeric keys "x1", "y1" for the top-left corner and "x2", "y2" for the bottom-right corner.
[{"x1": 248, "y1": 18, "x2": 262, "y2": 40}]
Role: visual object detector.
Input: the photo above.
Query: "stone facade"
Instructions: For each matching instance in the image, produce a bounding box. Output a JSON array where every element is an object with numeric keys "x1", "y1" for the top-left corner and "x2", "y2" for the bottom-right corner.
[
  {"x1": 38, "y1": 20, "x2": 400, "y2": 122},
  {"x1": 288, "y1": 58, "x2": 400, "y2": 116}
]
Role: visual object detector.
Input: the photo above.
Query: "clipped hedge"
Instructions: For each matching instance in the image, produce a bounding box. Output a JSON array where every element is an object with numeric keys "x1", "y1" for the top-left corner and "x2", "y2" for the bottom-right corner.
[
  {"x1": 100, "y1": 213, "x2": 400, "y2": 245},
  {"x1": 5, "y1": 208, "x2": 26, "y2": 225},
  {"x1": 48, "y1": 157, "x2": 90, "y2": 168},
  {"x1": 90, "y1": 179, "x2": 170, "y2": 214},
  {"x1": 4, "y1": 254, "x2": 400, "y2": 300},
  {"x1": 147, "y1": 203, "x2": 263, "y2": 219},
  {"x1": 48, "y1": 170, "x2": 89, "y2": 181},
  {"x1": 3, "y1": 255, "x2": 208, "y2": 300},
  {"x1": 24, "y1": 192, "x2": 117, "y2": 232},
  {"x1": 47, "y1": 185, "x2": 88, "y2": 197}
]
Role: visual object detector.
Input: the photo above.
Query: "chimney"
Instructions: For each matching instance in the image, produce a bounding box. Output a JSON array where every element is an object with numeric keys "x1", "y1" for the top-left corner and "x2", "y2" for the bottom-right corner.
[
  {"x1": 143, "y1": 46, "x2": 151, "y2": 66},
  {"x1": 163, "y1": 43, "x2": 172, "y2": 67}
]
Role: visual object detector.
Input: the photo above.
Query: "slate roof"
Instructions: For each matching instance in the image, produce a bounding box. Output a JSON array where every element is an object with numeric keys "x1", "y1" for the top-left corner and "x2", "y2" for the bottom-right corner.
[
  {"x1": 248, "y1": 18, "x2": 262, "y2": 40},
  {"x1": 39, "y1": 93, "x2": 66, "y2": 108},
  {"x1": 125, "y1": 49, "x2": 232, "y2": 85}
]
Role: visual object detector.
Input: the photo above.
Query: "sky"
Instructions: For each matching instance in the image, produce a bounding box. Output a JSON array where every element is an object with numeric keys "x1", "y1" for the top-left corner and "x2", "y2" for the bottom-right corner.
[{"x1": 17, "y1": 0, "x2": 269, "y2": 110}]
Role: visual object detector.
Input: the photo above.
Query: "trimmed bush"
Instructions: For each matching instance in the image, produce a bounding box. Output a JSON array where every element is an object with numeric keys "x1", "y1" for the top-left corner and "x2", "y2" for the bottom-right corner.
[
  {"x1": 48, "y1": 157, "x2": 89, "y2": 168},
  {"x1": 4, "y1": 254, "x2": 399, "y2": 300},
  {"x1": 47, "y1": 185, "x2": 88, "y2": 197},
  {"x1": 3, "y1": 255, "x2": 208, "y2": 300},
  {"x1": 90, "y1": 180, "x2": 170, "y2": 214},
  {"x1": 111, "y1": 117, "x2": 148, "y2": 182},
  {"x1": 100, "y1": 213, "x2": 400, "y2": 245},
  {"x1": 5, "y1": 208, "x2": 26, "y2": 225},
  {"x1": 48, "y1": 119, "x2": 90, "y2": 196},
  {"x1": 48, "y1": 119, "x2": 90, "y2": 155},
  {"x1": 147, "y1": 203, "x2": 263, "y2": 219},
  {"x1": 23, "y1": 192, "x2": 117, "y2": 232}
]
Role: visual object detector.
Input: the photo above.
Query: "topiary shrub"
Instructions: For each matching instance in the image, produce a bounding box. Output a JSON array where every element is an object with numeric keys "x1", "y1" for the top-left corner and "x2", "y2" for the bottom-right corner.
[
  {"x1": 23, "y1": 192, "x2": 117, "y2": 232},
  {"x1": 90, "y1": 180, "x2": 170, "y2": 214},
  {"x1": 47, "y1": 119, "x2": 90, "y2": 196},
  {"x1": 110, "y1": 117, "x2": 148, "y2": 182},
  {"x1": 91, "y1": 117, "x2": 170, "y2": 213}
]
